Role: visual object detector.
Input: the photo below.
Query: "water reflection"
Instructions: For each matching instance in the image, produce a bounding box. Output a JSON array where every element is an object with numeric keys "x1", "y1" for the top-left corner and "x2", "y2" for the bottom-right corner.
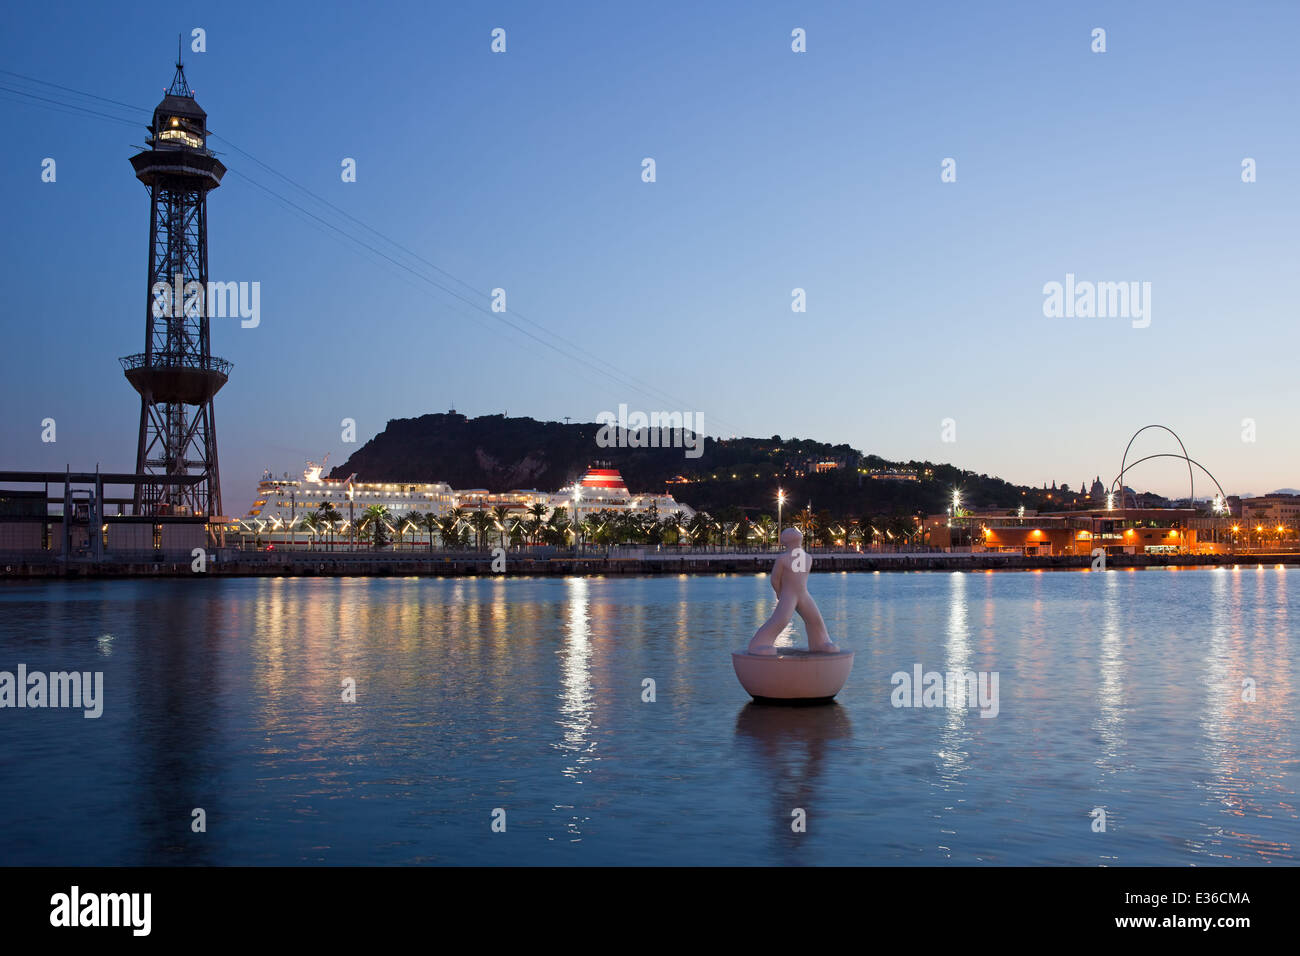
[
  {"x1": 2, "y1": 571, "x2": 1296, "y2": 865},
  {"x1": 734, "y1": 702, "x2": 853, "y2": 857},
  {"x1": 128, "y1": 584, "x2": 227, "y2": 865},
  {"x1": 1194, "y1": 568, "x2": 1295, "y2": 861},
  {"x1": 1094, "y1": 571, "x2": 1126, "y2": 776},
  {"x1": 939, "y1": 572, "x2": 971, "y2": 777},
  {"x1": 553, "y1": 578, "x2": 596, "y2": 840}
]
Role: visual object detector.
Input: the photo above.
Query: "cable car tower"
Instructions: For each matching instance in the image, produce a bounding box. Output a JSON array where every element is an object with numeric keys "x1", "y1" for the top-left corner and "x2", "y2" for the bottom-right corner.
[{"x1": 120, "y1": 44, "x2": 229, "y2": 518}]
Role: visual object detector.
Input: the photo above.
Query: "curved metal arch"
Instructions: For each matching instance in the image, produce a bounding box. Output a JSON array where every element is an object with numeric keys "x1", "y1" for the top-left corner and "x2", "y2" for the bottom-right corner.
[
  {"x1": 1119, "y1": 425, "x2": 1196, "y2": 510},
  {"x1": 1109, "y1": 453, "x2": 1226, "y2": 508}
]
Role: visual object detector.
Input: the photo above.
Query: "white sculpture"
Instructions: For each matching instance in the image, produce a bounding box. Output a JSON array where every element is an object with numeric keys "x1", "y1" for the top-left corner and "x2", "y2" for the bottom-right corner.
[{"x1": 747, "y1": 527, "x2": 839, "y2": 655}]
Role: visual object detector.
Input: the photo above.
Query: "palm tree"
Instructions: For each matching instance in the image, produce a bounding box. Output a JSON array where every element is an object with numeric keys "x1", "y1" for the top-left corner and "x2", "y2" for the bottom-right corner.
[
  {"x1": 588, "y1": 509, "x2": 609, "y2": 545},
  {"x1": 646, "y1": 516, "x2": 666, "y2": 546},
  {"x1": 546, "y1": 507, "x2": 571, "y2": 546},
  {"x1": 361, "y1": 504, "x2": 390, "y2": 549},
  {"x1": 508, "y1": 513, "x2": 529, "y2": 547},
  {"x1": 300, "y1": 511, "x2": 320, "y2": 551},
  {"x1": 437, "y1": 513, "x2": 460, "y2": 550},
  {"x1": 469, "y1": 511, "x2": 494, "y2": 550},
  {"x1": 318, "y1": 503, "x2": 341, "y2": 551},
  {"x1": 491, "y1": 506, "x2": 512, "y2": 551},
  {"x1": 814, "y1": 511, "x2": 835, "y2": 549},
  {"x1": 858, "y1": 515, "x2": 876, "y2": 551},
  {"x1": 583, "y1": 512, "x2": 604, "y2": 546},
  {"x1": 422, "y1": 512, "x2": 440, "y2": 552},
  {"x1": 888, "y1": 514, "x2": 914, "y2": 549},
  {"x1": 389, "y1": 511, "x2": 411, "y2": 550},
  {"x1": 687, "y1": 512, "x2": 711, "y2": 549},
  {"x1": 526, "y1": 503, "x2": 548, "y2": 544},
  {"x1": 712, "y1": 516, "x2": 727, "y2": 548},
  {"x1": 671, "y1": 510, "x2": 688, "y2": 548},
  {"x1": 443, "y1": 508, "x2": 465, "y2": 550},
  {"x1": 644, "y1": 504, "x2": 659, "y2": 542},
  {"x1": 795, "y1": 505, "x2": 815, "y2": 544},
  {"x1": 615, "y1": 511, "x2": 639, "y2": 545}
]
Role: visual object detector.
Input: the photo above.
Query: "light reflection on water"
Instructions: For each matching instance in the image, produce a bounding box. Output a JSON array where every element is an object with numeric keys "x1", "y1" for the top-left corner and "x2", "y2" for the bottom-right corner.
[
  {"x1": 0, "y1": 568, "x2": 1295, "y2": 865},
  {"x1": 554, "y1": 578, "x2": 594, "y2": 841}
]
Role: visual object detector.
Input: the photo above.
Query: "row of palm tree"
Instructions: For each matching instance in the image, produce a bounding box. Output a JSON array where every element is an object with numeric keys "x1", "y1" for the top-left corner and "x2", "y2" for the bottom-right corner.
[
  {"x1": 271, "y1": 502, "x2": 929, "y2": 552},
  {"x1": 848, "y1": 513, "x2": 929, "y2": 550}
]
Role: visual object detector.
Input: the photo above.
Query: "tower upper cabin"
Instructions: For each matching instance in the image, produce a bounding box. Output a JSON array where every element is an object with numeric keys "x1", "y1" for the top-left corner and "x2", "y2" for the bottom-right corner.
[{"x1": 129, "y1": 51, "x2": 225, "y2": 191}]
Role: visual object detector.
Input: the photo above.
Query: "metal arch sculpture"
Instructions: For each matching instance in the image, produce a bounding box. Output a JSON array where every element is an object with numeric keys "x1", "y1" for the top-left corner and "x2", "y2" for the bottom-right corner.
[
  {"x1": 1109, "y1": 453, "x2": 1227, "y2": 509},
  {"x1": 1115, "y1": 425, "x2": 1197, "y2": 509}
]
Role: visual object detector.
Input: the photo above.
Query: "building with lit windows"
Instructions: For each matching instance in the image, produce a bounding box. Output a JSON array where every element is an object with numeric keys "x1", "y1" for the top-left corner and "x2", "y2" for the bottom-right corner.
[
  {"x1": 1239, "y1": 493, "x2": 1300, "y2": 526},
  {"x1": 233, "y1": 461, "x2": 694, "y2": 544},
  {"x1": 928, "y1": 508, "x2": 1234, "y2": 556}
]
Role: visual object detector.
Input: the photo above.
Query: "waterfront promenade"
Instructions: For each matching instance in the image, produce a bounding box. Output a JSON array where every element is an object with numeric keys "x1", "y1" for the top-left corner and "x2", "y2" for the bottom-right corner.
[{"x1": 4, "y1": 546, "x2": 1300, "y2": 578}]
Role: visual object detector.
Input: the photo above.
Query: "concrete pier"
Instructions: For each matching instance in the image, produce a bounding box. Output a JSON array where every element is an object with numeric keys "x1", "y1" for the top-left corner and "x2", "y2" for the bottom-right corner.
[{"x1": 4, "y1": 548, "x2": 1299, "y2": 579}]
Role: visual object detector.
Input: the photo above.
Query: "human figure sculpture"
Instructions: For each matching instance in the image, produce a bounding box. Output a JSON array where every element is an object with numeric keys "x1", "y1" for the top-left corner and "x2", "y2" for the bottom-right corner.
[{"x1": 747, "y1": 527, "x2": 839, "y2": 655}]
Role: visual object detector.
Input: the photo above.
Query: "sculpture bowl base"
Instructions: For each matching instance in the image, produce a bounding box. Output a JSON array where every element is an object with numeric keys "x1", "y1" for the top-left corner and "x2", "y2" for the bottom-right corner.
[
  {"x1": 732, "y1": 649, "x2": 854, "y2": 704},
  {"x1": 749, "y1": 694, "x2": 838, "y2": 707}
]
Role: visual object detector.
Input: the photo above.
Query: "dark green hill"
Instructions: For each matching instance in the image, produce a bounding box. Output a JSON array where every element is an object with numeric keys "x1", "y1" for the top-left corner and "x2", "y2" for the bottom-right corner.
[{"x1": 329, "y1": 411, "x2": 1091, "y2": 520}]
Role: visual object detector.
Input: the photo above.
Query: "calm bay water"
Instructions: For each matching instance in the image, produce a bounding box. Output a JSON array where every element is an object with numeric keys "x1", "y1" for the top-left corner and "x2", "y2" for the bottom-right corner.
[{"x1": 0, "y1": 568, "x2": 1295, "y2": 866}]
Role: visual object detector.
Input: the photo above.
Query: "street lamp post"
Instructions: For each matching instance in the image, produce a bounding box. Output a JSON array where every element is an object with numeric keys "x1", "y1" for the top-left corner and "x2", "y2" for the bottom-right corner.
[
  {"x1": 347, "y1": 483, "x2": 355, "y2": 551},
  {"x1": 951, "y1": 489, "x2": 963, "y2": 550},
  {"x1": 777, "y1": 488, "x2": 786, "y2": 550},
  {"x1": 572, "y1": 489, "x2": 581, "y2": 552}
]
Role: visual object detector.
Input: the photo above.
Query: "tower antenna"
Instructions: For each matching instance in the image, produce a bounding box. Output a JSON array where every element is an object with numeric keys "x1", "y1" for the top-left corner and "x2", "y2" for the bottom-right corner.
[{"x1": 167, "y1": 34, "x2": 194, "y2": 97}]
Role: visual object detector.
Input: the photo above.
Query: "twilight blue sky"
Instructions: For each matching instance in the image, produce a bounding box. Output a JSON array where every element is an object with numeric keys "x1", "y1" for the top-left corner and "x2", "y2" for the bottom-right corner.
[{"x1": 2, "y1": 1, "x2": 1298, "y2": 513}]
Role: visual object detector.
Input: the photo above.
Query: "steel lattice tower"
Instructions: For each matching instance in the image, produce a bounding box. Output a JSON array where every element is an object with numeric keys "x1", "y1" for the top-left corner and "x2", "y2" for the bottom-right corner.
[{"x1": 120, "y1": 49, "x2": 229, "y2": 518}]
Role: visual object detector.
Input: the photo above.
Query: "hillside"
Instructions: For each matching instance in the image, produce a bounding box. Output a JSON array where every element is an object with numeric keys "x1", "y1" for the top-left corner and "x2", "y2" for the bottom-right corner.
[{"x1": 329, "y1": 411, "x2": 1094, "y2": 520}]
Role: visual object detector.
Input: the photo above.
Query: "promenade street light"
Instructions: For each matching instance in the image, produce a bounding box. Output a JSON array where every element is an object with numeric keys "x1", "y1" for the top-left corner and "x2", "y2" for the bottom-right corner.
[
  {"x1": 777, "y1": 488, "x2": 786, "y2": 546},
  {"x1": 952, "y1": 489, "x2": 963, "y2": 548},
  {"x1": 572, "y1": 488, "x2": 582, "y2": 549},
  {"x1": 347, "y1": 482, "x2": 355, "y2": 551}
]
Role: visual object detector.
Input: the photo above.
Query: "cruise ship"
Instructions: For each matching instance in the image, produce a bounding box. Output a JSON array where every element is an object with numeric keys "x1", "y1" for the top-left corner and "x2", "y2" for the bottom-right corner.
[
  {"x1": 554, "y1": 464, "x2": 693, "y2": 519},
  {"x1": 237, "y1": 460, "x2": 694, "y2": 535}
]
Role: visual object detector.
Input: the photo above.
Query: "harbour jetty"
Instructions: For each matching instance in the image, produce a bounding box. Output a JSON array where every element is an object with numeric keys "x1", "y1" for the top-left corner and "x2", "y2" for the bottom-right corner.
[{"x1": 4, "y1": 547, "x2": 1300, "y2": 579}]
